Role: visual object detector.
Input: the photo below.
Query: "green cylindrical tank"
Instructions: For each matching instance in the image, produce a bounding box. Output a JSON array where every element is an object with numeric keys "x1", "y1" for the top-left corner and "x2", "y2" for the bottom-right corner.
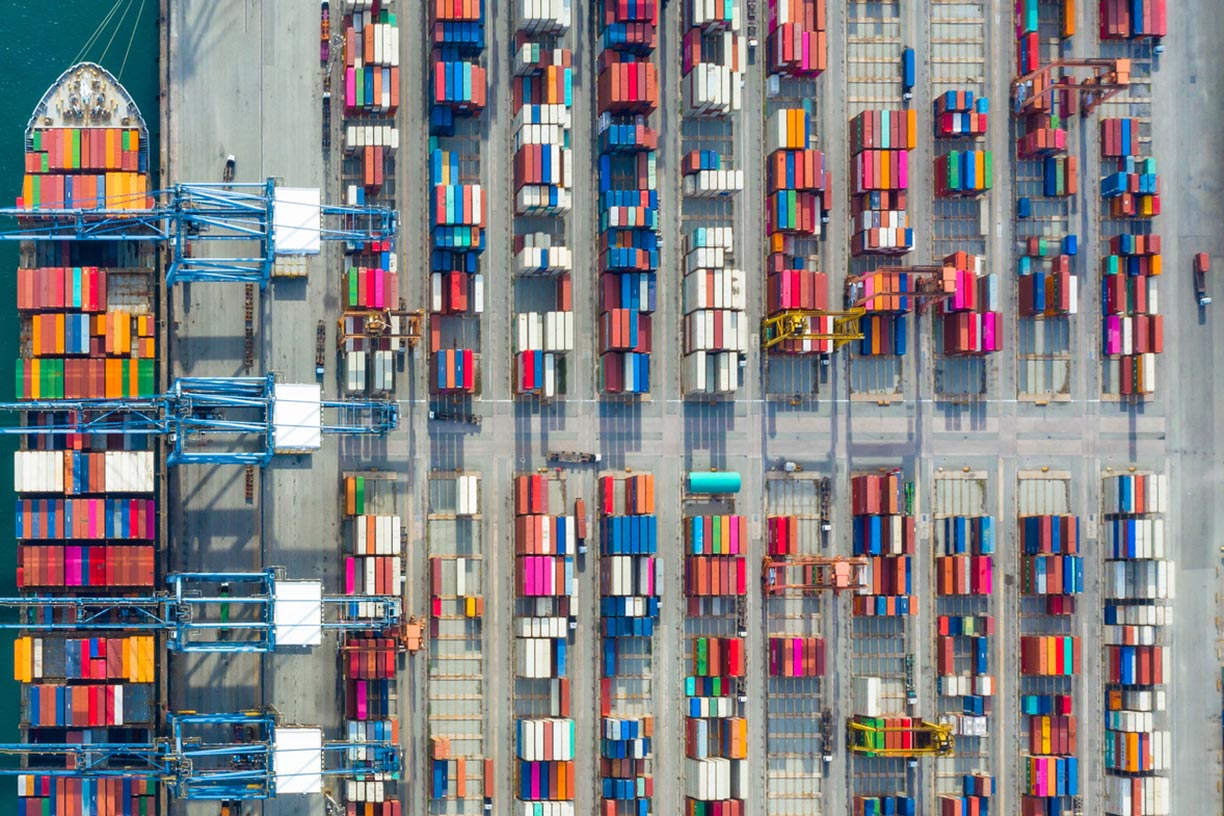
[{"x1": 688, "y1": 471, "x2": 742, "y2": 494}]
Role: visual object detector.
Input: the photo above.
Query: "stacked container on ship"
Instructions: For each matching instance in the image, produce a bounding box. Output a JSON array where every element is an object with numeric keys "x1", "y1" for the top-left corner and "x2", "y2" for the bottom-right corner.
[{"x1": 11, "y1": 62, "x2": 160, "y2": 816}]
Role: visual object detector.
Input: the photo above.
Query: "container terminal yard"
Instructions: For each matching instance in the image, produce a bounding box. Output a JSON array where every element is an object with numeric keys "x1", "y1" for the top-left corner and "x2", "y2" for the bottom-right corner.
[{"x1": 0, "y1": 0, "x2": 1221, "y2": 814}]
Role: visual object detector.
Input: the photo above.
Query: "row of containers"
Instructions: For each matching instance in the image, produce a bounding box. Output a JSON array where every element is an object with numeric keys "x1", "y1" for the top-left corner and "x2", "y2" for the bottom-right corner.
[
  {"x1": 1102, "y1": 472, "x2": 1172, "y2": 816},
  {"x1": 17, "y1": 264, "x2": 156, "y2": 401},
  {"x1": 598, "y1": 0, "x2": 659, "y2": 394},
  {"x1": 339, "y1": 474, "x2": 404, "y2": 812},
  {"x1": 680, "y1": 0, "x2": 745, "y2": 396},
  {"x1": 933, "y1": 511, "x2": 995, "y2": 744},
  {"x1": 342, "y1": 266, "x2": 404, "y2": 396},
  {"x1": 764, "y1": 106, "x2": 833, "y2": 356},
  {"x1": 1017, "y1": 503, "x2": 1084, "y2": 811},
  {"x1": 683, "y1": 494, "x2": 747, "y2": 812},
  {"x1": 850, "y1": 109, "x2": 915, "y2": 256},
  {"x1": 937, "y1": 252, "x2": 1003, "y2": 357},
  {"x1": 850, "y1": 473, "x2": 914, "y2": 615},
  {"x1": 14, "y1": 116, "x2": 161, "y2": 811},
  {"x1": 514, "y1": 474, "x2": 579, "y2": 813},
  {"x1": 599, "y1": 472, "x2": 661, "y2": 815},
  {"x1": 426, "y1": 472, "x2": 493, "y2": 808},
  {"x1": 428, "y1": 0, "x2": 487, "y2": 396},
  {"x1": 513, "y1": 2, "x2": 575, "y2": 400}
]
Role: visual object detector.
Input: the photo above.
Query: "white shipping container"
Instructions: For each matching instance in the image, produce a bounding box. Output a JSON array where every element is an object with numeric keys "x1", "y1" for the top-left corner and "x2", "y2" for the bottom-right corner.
[{"x1": 854, "y1": 676, "x2": 882, "y2": 717}]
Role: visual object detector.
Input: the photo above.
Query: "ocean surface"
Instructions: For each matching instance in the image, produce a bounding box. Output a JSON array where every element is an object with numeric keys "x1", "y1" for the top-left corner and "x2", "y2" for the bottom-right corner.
[{"x1": 0, "y1": 0, "x2": 159, "y2": 772}]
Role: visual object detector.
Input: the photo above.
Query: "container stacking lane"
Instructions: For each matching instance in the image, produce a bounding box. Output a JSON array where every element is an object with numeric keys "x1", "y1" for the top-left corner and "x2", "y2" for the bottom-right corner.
[
  {"x1": 929, "y1": 472, "x2": 998, "y2": 811},
  {"x1": 597, "y1": 471, "x2": 661, "y2": 815},
  {"x1": 426, "y1": 471, "x2": 491, "y2": 813},
  {"x1": 763, "y1": 471, "x2": 832, "y2": 816},
  {"x1": 1014, "y1": 471, "x2": 1085, "y2": 816}
]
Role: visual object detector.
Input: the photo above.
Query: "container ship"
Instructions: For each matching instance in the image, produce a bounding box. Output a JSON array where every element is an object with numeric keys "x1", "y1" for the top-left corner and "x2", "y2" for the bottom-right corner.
[{"x1": 10, "y1": 62, "x2": 161, "y2": 816}]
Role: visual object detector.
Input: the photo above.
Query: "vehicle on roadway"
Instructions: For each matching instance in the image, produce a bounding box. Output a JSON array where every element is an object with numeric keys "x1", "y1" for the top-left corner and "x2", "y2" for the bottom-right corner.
[
  {"x1": 1195, "y1": 252, "x2": 1211, "y2": 306},
  {"x1": 223, "y1": 154, "x2": 235, "y2": 184}
]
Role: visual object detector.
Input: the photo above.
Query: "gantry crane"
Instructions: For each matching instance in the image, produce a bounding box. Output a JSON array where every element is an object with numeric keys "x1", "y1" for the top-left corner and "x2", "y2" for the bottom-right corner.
[
  {"x1": 761, "y1": 263, "x2": 960, "y2": 351},
  {"x1": 0, "y1": 374, "x2": 396, "y2": 466},
  {"x1": 0, "y1": 569, "x2": 401, "y2": 653},
  {"x1": 1011, "y1": 58, "x2": 1132, "y2": 117},
  {"x1": 846, "y1": 717, "x2": 955, "y2": 758},
  {"x1": 337, "y1": 309, "x2": 425, "y2": 350},
  {"x1": 0, "y1": 710, "x2": 400, "y2": 801},
  {"x1": 0, "y1": 179, "x2": 396, "y2": 289},
  {"x1": 762, "y1": 556, "x2": 871, "y2": 594}
]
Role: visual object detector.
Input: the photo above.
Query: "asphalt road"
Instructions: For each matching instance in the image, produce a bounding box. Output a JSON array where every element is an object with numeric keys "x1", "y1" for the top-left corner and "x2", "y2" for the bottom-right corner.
[{"x1": 161, "y1": 0, "x2": 1223, "y2": 814}]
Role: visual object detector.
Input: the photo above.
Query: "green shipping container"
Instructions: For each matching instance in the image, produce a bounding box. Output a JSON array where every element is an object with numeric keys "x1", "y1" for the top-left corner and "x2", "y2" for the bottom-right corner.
[
  {"x1": 32, "y1": 131, "x2": 42, "y2": 151},
  {"x1": 1103, "y1": 255, "x2": 1119, "y2": 275},
  {"x1": 355, "y1": 476, "x2": 366, "y2": 514},
  {"x1": 122, "y1": 129, "x2": 131, "y2": 151},
  {"x1": 696, "y1": 638, "x2": 708, "y2": 675},
  {"x1": 983, "y1": 151, "x2": 994, "y2": 190},
  {"x1": 71, "y1": 129, "x2": 81, "y2": 169},
  {"x1": 40, "y1": 154, "x2": 49, "y2": 173},
  {"x1": 139, "y1": 360, "x2": 156, "y2": 396},
  {"x1": 348, "y1": 268, "x2": 359, "y2": 308},
  {"x1": 945, "y1": 152, "x2": 959, "y2": 190}
]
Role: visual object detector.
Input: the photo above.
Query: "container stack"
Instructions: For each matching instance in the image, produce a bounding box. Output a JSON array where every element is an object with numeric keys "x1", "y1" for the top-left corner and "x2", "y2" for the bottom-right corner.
[
  {"x1": 512, "y1": 474, "x2": 578, "y2": 812},
  {"x1": 683, "y1": 500, "x2": 748, "y2": 814},
  {"x1": 934, "y1": 515, "x2": 995, "y2": 596},
  {"x1": 341, "y1": 266, "x2": 402, "y2": 395},
  {"x1": 1099, "y1": 0, "x2": 1166, "y2": 39},
  {"x1": 767, "y1": 110, "x2": 828, "y2": 238},
  {"x1": 1017, "y1": 238, "x2": 1078, "y2": 318},
  {"x1": 682, "y1": 227, "x2": 747, "y2": 394},
  {"x1": 430, "y1": 12, "x2": 486, "y2": 127},
  {"x1": 599, "y1": 473, "x2": 660, "y2": 815},
  {"x1": 19, "y1": 127, "x2": 151, "y2": 210},
  {"x1": 1042, "y1": 155, "x2": 1079, "y2": 197},
  {"x1": 598, "y1": 0, "x2": 659, "y2": 395},
  {"x1": 1020, "y1": 636, "x2": 1082, "y2": 676},
  {"x1": 13, "y1": 433, "x2": 158, "y2": 806},
  {"x1": 850, "y1": 269, "x2": 912, "y2": 357},
  {"x1": 768, "y1": 636, "x2": 825, "y2": 677},
  {"x1": 1101, "y1": 473, "x2": 1172, "y2": 815},
  {"x1": 1101, "y1": 233, "x2": 1163, "y2": 395},
  {"x1": 763, "y1": 107, "x2": 832, "y2": 356},
  {"x1": 344, "y1": 515, "x2": 404, "y2": 616},
  {"x1": 1100, "y1": 117, "x2": 1160, "y2": 217},
  {"x1": 684, "y1": 515, "x2": 748, "y2": 596},
  {"x1": 849, "y1": 109, "x2": 916, "y2": 256},
  {"x1": 682, "y1": 1, "x2": 746, "y2": 116},
  {"x1": 16, "y1": 265, "x2": 157, "y2": 400},
  {"x1": 429, "y1": 149, "x2": 483, "y2": 394},
  {"x1": 513, "y1": 4, "x2": 575, "y2": 399},
  {"x1": 933, "y1": 508, "x2": 995, "y2": 741},
  {"x1": 933, "y1": 91, "x2": 989, "y2": 137},
  {"x1": 337, "y1": 478, "x2": 402, "y2": 813},
  {"x1": 936, "y1": 776, "x2": 995, "y2": 816},
  {"x1": 850, "y1": 473, "x2": 915, "y2": 615},
  {"x1": 1022, "y1": 755, "x2": 1080, "y2": 803},
  {"x1": 1016, "y1": 0, "x2": 1040, "y2": 75},
  {"x1": 854, "y1": 795, "x2": 917, "y2": 816},
  {"x1": 345, "y1": 125, "x2": 400, "y2": 193},
  {"x1": 344, "y1": 8, "x2": 399, "y2": 114},
  {"x1": 934, "y1": 149, "x2": 994, "y2": 197},
  {"x1": 1021, "y1": 515, "x2": 1084, "y2": 612},
  {"x1": 940, "y1": 252, "x2": 1003, "y2": 356},
  {"x1": 766, "y1": 0, "x2": 828, "y2": 76},
  {"x1": 683, "y1": 149, "x2": 744, "y2": 197}
]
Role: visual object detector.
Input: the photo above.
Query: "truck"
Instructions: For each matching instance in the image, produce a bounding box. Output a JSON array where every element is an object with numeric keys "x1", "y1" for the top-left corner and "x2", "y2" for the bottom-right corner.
[
  {"x1": 575, "y1": 499, "x2": 588, "y2": 556},
  {"x1": 1195, "y1": 252, "x2": 1211, "y2": 306},
  {"x1": 320, "y1": 1, "x2": 331, "y2": 63},
  {"x1": 901, "y1": 48, "x2": 915, "y2": 101},
  {"x1": 429, "y1": 410, "x2": 481, "y2": 426},
  {"x1": 315, "y1": 321, "x2": 326, "y2": 381}
]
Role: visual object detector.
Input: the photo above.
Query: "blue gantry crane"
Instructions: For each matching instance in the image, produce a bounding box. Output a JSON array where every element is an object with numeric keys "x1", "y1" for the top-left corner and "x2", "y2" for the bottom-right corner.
[
  {"x1": 0, "y1": 568, "x2": 401, "y2": 652},
  {"x1": 0, "y1": 178, "x2": 396, "y2": 288},
  {"x1": 0, "y1": 374, "x2": 397, "y2": 466},
  {"x1": 0, "y1": 710, "x2": 401, "y2": 800}
]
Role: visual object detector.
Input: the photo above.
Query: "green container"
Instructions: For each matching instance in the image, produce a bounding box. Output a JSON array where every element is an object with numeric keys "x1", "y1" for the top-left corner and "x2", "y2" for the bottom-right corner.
[
  {"x1": 32, "y1": 131, "x2": 42, "y2": 151},
  {"x1": 348, "y1": 268, "x2": 359, "y2": 307},
  {"x1": 946, "y1": 150, "x2": 960, "y2": 190},
  {"x1": 71, "y1": 129, "x2": 81, "y2": 170},
  {"x1": 355, "y1": 476, "x2": 366, "y2": 514},
  {"x1": 711, "y1": 516, "x2": 723, "y2": 553},
  {"x1": 14, "y1": 360, "x2": 23, "y2": 400},
  {"x1": 139, "y1": 360, "x2": 155, "y2": 396},
  {"x1": 983, "y1": 150, "x2": 994, "y2": 190},
  {"x1": 40, "y1": 154, "x2": 48, "y2": 173},
  {"x1": 1103, "y1": 255, "x2": 1119, "y2": 275},
  {"x1": 711, "y1": 676, "x2": 722, "y2": 697},
  {"x1": 688, "y1": 472, "x2": 742, "y2": 494},
  {"x1": 122, "y1": 129, "x2": 131, "y2": 151}
]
